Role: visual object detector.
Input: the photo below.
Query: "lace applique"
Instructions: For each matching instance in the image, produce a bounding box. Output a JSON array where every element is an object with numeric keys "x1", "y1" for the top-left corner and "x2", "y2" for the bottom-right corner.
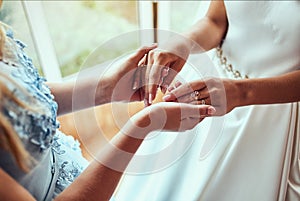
[
  {"x1": 51, "y1": 132, "x2": 82, "y2": 155},
  {"x1": 51, "y1": 135, "x2": 66, "y2": 155},
  {"x1": 51, "y1": 131, "x2": 87, "y2": 195},
  {"x1": 55, "y1": 161, "x2": 84, "y2": 194},
  {"x1": 2, "y1": 83, "x2": 56, "y2": 152},
  {"x1": 1, "y1": 30, "x2": 59, "y2": 151}
]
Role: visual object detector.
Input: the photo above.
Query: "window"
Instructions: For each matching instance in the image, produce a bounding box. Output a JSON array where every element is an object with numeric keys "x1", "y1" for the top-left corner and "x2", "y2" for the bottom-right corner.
[
  {"x1": 0, "y1": 0, "x2": 43, "y2": 75},
  {"x1": 41, "y1": 1, "x2": 140, "y2": 78},
  {"x1": 170, "y1": 1, "x2": 203, "y2": 32},
  {"x1": 2, "y1": 0, "x2": 205, "y2": 81}
]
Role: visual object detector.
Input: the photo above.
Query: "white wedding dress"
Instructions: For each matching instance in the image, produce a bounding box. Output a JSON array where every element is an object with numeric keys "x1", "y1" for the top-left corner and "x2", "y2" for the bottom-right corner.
[{"x1": 113, "y1": 1, "x2": 300, "y2": 201}]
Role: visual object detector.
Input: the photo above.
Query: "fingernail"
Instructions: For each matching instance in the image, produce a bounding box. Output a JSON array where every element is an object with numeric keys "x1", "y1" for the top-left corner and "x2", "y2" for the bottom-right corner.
[
  {"x1": 159, "y1": 78, "x2": 163, "y2": 86},
  {"x1": 144, "y1": 99, "x2": 148, "y2": 107},
  {"x1": 207, "y1": 106, "x2": 216, "y2": 115},
  {"x1": 163, "y1": 94, "x2": 171, "y2": 101},
  {"x1": 132, "y1": 81, "x2": 138, "y2": 90},
  {"x1": 167, "y1": 87, "x2": 174, "y2": 92},
  {"x1": 149, "y1": 94, "x2": 153, "y2": 104}
]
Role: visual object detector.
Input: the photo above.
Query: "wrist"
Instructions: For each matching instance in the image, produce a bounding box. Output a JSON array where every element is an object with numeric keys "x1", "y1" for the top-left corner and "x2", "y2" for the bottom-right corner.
[
  {"x1": 125, "y1": 106, "x2": 160, "y2": 139},
  {"x1": 96, "y1": 76, "x2": 114, "y2": 105},
  {"x1": 233, "y1": 79, "x2": 251, "y2": 107}
]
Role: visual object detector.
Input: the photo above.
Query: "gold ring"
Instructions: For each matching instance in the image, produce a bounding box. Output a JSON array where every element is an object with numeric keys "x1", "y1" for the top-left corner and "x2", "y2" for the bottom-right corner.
[{"x1": 201, "y1": 99, "x2": 205, "y2": 105}]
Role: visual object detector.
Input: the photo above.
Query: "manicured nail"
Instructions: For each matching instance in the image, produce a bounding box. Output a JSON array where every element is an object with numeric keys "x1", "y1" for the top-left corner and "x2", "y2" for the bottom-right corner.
[
  {"x1": 163, "y1": 94, "x2": 171, "y2": 101},
  {"x1": 167, "y1": 86, "x2": 174, "y2": 92},
  {"x1": 149, "y1": 94, "x2": 153, "y2": 104},
  {"x1": 144, "y1": 99, "x2": 149, "y2": 107},
  {"x1": 132, "y1": 81, "x2": 138, "y2": 90},
  {"x1": 207, "y1": 106, "x2": 216, "y2": 115}
]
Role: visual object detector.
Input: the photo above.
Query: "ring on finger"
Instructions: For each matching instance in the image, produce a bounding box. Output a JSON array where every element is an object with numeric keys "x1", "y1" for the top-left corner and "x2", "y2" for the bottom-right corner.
[
  {"x1": 191, "y1": 90, "x2": 200, "y2": 101},
  {"x1": 201, "y1": 99, "x2": 206, "y2": 105}
]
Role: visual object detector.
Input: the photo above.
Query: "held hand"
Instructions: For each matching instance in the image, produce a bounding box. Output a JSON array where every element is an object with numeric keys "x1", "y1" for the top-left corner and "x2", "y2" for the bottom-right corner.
[
  {"x1": 162, "y1": 78, "x2": 241, "y2": 116},
  {"x1": 103, "y1": 44, "x2": 157, "y2": 102},
  {"x1": 129, "y1": 102, "x2": 216, "y2": 137},
  {"x1": 134, "y1": 36, "x2": 193, "y2": 106}
]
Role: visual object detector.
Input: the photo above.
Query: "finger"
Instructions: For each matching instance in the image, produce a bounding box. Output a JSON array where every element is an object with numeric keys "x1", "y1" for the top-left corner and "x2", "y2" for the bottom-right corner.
[
  {"x1": 163, "y1": 81, "x2": 206, "y2": 102},
  {"x1": 147, "y1": 50, "x2": 176, "y2": 104},
  {"x1": 137, "y1": 65, "x2": 146, "y2": 104},
  {"x1": 160, "y1": 69, "x2": 179, "y2": 96},
  {"x1": 167, "y1": 85, "x2": 175, "y2": 92},
  {"x1": 160, "y1": 59, "x2": 185, "y2": 89},
  {"x1": 190, "y1": 98, "x2": 211, "y2": 106},
  {"x1": 144, "y1": 63, "x2": 152, "y2": 106},
  {"x1": 138, "y1": 53, "x2": 147, "y2": 66},
  {"x1": 158, "y1": 67, "x2": 170, "y2": 86},
  {"x1": 148, "y1": 58, "x2": 172, "y2": 104},
  {"x1": 177, "y1": 88, "x2": 210, "y2": 103},
  {"x1": 174, "y1": 80, "x2": 182, "y2": 88},
  {"x1": 180, "y1": 104, "x2": 216, "y2": 118},
  {"x1": 148, "y1": 64, "x2": 168, "y2": 104},
  {"x1": 179, "y1": 117, "x2": 205, "y2": 131},
  {"x1": 128, "y1": 44, "x2": 157, "y2": 64},
  {"x1": 161, "y1": 67, "x2": 169, "y2": 78},
  {"x1": 132, "y1": 66, "x2": 141, "y2": 90}
]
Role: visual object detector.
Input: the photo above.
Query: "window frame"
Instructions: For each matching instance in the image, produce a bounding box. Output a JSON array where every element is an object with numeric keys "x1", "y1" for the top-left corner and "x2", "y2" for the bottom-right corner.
[
  {"x1": 22, "y1": 1, "x2": 62, "y2": 82},
  {"x1": 21, "y1": 0, "x2": 175, "y2": 82}
]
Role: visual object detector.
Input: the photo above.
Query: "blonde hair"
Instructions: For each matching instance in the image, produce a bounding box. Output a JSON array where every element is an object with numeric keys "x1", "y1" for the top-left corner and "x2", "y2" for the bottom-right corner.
[
  {"x1": 0, "y1": 22, "x2": 35, "y2": 172},
  {"x1": 0, "y1": 21, "x2": 6, "y2": 60},
  {"x1": 0, "y1": 73, "x2": 34, "y2": 172}
]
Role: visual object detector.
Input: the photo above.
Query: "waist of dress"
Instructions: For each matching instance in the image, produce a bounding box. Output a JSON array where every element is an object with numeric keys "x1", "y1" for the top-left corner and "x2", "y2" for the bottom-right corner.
[{"x1": 215, "y1": 47, "x2": 250, "y2": 79}]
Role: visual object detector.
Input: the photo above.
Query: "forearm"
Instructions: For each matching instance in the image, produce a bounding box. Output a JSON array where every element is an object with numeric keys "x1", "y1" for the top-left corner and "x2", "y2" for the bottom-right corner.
[
  {"x1": 48, "y1": 72, "x2": 111, "y2": 116},
  {"x1": 55, "y1": 137, "x2": 143, "y2": 201},
  {"x1": 236, "y1": 70, "x2": 300, "y2": 106},
  {"x1": 55, "y1": 114, "x2": 151, "y2": 201}
]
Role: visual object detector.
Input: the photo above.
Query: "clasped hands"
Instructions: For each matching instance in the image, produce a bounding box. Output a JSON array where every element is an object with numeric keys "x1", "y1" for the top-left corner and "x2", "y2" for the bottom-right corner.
[
  {"x1": 105, "y1": 44, "x2": 239, "y2": 133},
  {"x1": 127, "y1": 43, "x2": 238, "y2": 117}
]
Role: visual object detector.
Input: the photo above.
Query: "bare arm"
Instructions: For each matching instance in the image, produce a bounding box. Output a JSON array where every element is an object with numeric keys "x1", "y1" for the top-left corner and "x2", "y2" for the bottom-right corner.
[
  {"x1": 237, "y1": 70, "x2": 300, "y2": 106},
  {"x1": 183, "y1": 0, "x2": 228, "y2": 52},
  {"x1": 47, "y1": 74, "x2": 109, "y2": 116},
  {"x1": 0, "y1": 102, "x2": 214, "y2": 200},
  {"x1": 55, "y1": 115, "x2": 149, "y2": 201},
  {"x1": 48, "y1": 45, "x2": 157, "y2": 116},
  {"x1": 0, "y1": 168, "x2": 36, "y2": 201},
  {"x1": 0, "y1": 123, "x2": 147, "y2": 201},
  {"x1": 164, "y1": 70, "x2": 300, "y2": 116},
  {"x1": 144, "y1": 1, "x2": 228, "y2": 105}
]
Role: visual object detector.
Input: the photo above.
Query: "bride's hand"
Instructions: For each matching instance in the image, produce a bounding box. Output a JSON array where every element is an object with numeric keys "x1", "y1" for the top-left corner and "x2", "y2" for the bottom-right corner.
[{"x1": 162, "y1": 78, "x2": 241, "y2": 116}]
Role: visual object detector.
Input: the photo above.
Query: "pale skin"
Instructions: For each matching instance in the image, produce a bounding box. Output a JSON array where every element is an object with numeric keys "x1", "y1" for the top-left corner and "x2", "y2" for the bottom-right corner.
[
  {"x1": 143, "y1": 0, "x2": 300, "y2": 112},
  {"x1": 0, "y1": 45, "x2": 215, "y2": 200}
]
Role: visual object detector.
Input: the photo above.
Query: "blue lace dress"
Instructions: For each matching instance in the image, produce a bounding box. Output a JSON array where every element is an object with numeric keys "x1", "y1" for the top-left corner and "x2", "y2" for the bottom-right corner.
[{"x1": 0, "y1": 31, "x2": 88, "y2": 200}]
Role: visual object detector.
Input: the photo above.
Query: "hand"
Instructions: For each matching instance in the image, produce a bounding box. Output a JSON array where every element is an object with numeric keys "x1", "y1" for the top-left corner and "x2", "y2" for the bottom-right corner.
[
  {"x1": 134, "y1": 36, "x2": 193, "y2": 106},
  {"x1": 102, "y1": 44, "x2": 157, "y2": 102},
  {"x1": 162, "y1": 78, "x2": 241, "y2": 116},
  {"x1": 127, "y1": 102, "x2": 216, "y2": 138}
]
